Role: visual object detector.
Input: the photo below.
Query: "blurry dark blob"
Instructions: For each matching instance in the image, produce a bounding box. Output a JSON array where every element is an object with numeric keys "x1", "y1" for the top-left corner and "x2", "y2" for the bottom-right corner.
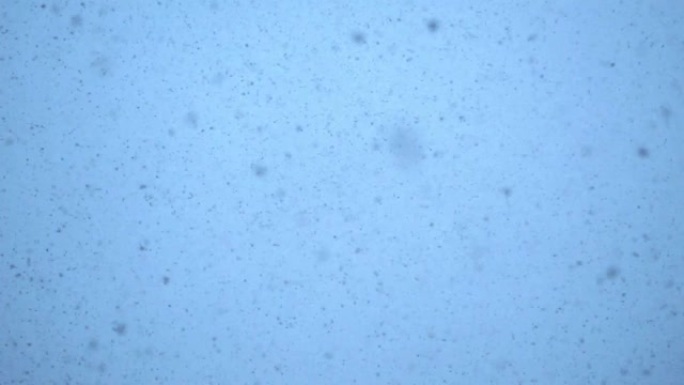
[
  {"x1": 426, "y1": 19, "x2": 440, "y2": 32},
  {"x1": 70, "y1": 14, "x2": 83, "y2": 28},
  {"x1": 388, "y1": 127, "x2": 423, "y2": 167},
  {"x1": 251, "y1": 163, "x2": 268, "y2": 177},
  {"x1": 605, "y1": 266, "x2": 620, "y2": 280},
  {"x1": 185, "y1": 111, "x2": 198, "y2": 128},
  {"x1": 112, "y1": 322, "x2": 127, "y2": 336},
  {"x1": 637, "y1": 147, "x2": 649, "y2": 159},
  {"x1": 351, "y1": 32, "x2": 366, "y2": 44},
  {"x1": 659, "y1": 105, "x2": 671, "y2": 121},
  {"x1": 88, "y1": 339, "x2": 99, "y2": 350}
]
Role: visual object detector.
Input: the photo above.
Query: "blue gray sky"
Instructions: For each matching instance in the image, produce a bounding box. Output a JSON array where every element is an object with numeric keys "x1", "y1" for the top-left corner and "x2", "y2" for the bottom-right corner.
[{"x1": 1, "y1": 1, "x2": 683, "y2": 384}]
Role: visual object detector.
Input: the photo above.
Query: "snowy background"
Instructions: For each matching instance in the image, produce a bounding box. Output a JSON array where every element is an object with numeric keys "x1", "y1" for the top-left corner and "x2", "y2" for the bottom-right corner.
[{"x1": 1, "y1": 1, "x2": 683, "y2": 384}]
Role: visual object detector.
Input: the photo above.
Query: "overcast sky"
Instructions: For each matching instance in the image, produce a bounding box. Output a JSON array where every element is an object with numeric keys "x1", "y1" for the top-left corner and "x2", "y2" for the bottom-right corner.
[{"x1": 1, "y1": 1, "x2": 683, "y2": 384}]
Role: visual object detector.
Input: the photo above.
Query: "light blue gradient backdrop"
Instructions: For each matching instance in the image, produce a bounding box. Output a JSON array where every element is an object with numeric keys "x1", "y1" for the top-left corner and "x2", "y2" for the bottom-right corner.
[{"x1": 1, "y1": 1, "x2": 683, "y2": 384}]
